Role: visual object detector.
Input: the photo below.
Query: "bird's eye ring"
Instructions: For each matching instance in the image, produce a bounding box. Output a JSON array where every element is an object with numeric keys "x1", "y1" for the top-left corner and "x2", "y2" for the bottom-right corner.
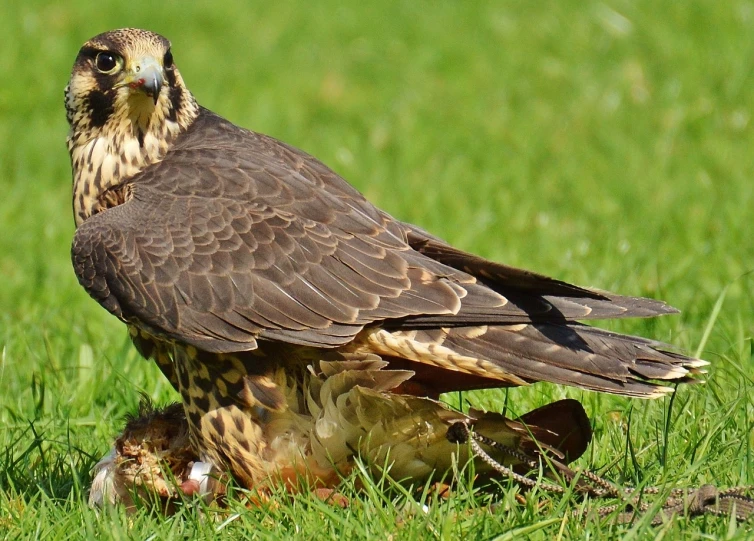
[{"x1": 95, "y1": 52, "x2": 121, "y2": 74}]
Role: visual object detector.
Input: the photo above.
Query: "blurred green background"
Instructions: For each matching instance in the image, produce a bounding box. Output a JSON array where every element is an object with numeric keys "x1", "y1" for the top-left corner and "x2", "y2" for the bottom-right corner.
[{"x1": 1, "y1": 0, "x2": 753, "y2": 538}]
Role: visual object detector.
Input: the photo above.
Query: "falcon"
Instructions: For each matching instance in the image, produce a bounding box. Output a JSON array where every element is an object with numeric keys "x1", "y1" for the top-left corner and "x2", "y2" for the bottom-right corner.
[{"x1": 67, "y1": 29, "x2": 706, "y2": 496}]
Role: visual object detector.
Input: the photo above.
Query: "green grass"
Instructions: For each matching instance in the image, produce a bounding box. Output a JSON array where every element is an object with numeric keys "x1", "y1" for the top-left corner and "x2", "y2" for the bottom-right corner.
[{"x1": 1, "y1": 0, "x2": 753, "y2": 538}]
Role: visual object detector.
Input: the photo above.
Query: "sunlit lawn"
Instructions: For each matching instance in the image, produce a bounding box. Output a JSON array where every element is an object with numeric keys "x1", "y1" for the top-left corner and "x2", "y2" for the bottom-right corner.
[{"x1": 1, "y1": 1, "x2": 753, "y2": 538}]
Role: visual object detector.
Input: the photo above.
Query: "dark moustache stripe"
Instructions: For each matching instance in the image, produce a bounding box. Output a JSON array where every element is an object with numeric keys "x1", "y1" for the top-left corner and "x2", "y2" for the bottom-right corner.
[
  {"x1": 87, "y1": 89, "x2": 115, "y2": 128},
  {"x1": 167, "y1": 85, "x2": 182, "y2": 122}
]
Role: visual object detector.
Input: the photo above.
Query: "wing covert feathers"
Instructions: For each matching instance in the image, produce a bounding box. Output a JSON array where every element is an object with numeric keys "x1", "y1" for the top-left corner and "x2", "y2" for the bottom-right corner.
[{"x1": 70, "y1": 77, "x2": 706, "y2": 398}]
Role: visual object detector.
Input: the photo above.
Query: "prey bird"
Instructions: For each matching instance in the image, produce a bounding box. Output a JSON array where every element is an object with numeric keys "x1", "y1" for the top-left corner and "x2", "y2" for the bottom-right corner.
[{"x1": 67, "y1": 29, "x2": 706, "y2": 500}]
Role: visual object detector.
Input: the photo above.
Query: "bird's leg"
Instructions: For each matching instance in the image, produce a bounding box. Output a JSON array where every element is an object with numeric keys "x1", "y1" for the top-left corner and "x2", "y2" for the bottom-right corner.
[{"x1": 171, "y1": 345, "x2": 283, "y2": 490}]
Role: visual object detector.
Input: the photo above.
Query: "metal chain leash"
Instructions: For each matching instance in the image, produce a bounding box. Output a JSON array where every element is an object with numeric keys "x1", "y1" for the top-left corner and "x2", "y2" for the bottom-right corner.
[{"x1": 446, "y1": 422, "x2": 754, "y2": 525}]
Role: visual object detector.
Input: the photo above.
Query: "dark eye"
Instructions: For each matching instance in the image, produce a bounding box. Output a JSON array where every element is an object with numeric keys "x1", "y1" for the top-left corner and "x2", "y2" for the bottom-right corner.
[
  {"x1": 164, "y1": 49, "x2": 173, "y2": 68},
  {"x1": 95, "y1": 52, "x2": 119, "y2": 73}
]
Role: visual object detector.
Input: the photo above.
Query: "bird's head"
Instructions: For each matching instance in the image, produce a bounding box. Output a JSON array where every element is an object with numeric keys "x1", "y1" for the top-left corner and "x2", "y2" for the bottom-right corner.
[
  {"x1": 65, "y1": 28, "x2": 198, "y2": 141},
  {"x1": 66, "y1": 29, "x2": 199, "y2": 225}
]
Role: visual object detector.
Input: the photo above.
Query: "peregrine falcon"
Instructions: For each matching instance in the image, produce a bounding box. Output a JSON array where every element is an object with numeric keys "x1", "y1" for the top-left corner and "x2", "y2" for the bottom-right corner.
[{"x1": 67, "y1": 29, "x2": 706, "y2": 494}]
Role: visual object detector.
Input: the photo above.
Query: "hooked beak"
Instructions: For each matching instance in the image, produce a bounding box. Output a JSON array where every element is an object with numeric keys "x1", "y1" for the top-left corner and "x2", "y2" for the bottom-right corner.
[{"x1": 124, "y1": 56, "x2": 164, "y2": 104}]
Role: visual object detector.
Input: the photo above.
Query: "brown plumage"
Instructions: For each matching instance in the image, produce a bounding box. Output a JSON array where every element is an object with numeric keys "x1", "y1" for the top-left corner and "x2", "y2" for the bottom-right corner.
[
  {"x1": 68, "y1": 29, "x2": 705, "y2": 497},
  {"x1": 90, "y1": 363, "x2": 592, "y2": 509}
]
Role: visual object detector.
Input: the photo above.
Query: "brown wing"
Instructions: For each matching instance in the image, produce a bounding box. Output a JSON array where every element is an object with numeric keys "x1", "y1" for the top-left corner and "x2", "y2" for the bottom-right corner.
[
  {"x1": 72, "y1": 118, "x2": 468, "y2": 350},
  {"x1": 72, "y1": 108, "x2": 705, "y2": 396},
  {"x1": 72, "y1": 109, "x2": 671, "y2": 352}
]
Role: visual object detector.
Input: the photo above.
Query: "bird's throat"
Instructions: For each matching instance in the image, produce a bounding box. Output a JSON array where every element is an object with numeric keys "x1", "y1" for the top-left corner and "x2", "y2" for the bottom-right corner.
[{"x1": 69, "y1": 91, "x2": 198, "y2": 226}]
